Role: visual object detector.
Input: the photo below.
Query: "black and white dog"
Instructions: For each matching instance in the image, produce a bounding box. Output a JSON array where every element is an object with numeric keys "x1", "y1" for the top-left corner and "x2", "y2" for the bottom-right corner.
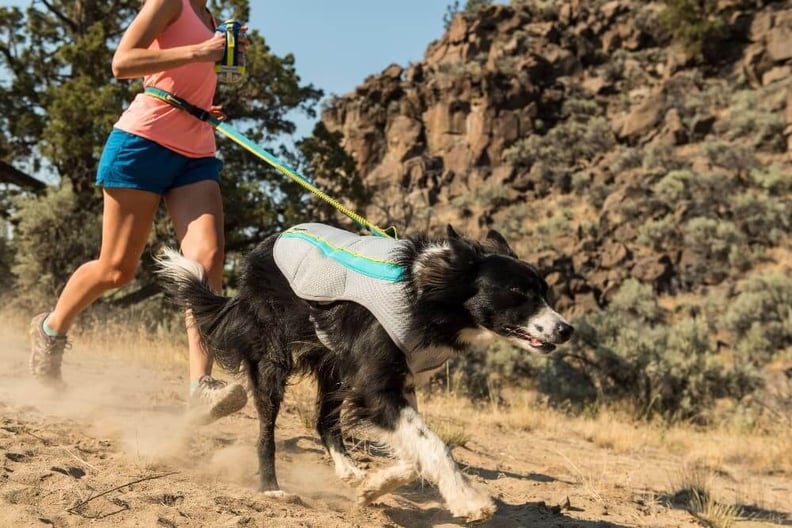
[{"x1": 155, "y1": 223, "x2": 573, "y2": 522}]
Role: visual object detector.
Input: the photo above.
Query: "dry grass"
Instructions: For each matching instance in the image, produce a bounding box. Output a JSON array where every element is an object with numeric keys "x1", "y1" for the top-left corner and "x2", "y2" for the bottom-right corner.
[
  {"x1": 669, "y1": 466, "x2": 743, "y2": 528},
  {"x1": 0, "y1": 306, "x2": 190, "y2": 370},
  {"x1": 426, "y1": 417, "x2": 472, "y2": 449}
]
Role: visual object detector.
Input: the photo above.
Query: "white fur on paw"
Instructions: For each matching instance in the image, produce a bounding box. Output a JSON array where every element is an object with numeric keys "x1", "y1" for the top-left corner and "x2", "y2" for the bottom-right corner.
[
  {"x1": 449, "y1": 491, "x2": 496, "y2": 522},
  {"x1": 262, "y1": 490, "x2": 300, "y2": 503},
  {"x1": 356, "y1": 481, "x2": 384, "y2": 506},
  {"x1": 463, "y1": 500, "x2": 496, "y2": 523},
  {"x1": 337, "y1": 465, "x2": 366, "y2": 484}
]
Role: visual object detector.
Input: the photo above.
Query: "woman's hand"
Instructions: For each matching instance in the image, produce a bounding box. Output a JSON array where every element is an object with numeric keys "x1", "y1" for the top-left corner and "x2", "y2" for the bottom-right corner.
[
  {"x1": 192, "y1": 33, "x2": 227, "y2": 63},
  {"x1": 209, "y1": 105, "x2": 226, "y2": 121},
  {"x1": 193, "y1": 27, "x2": 249, "y2": 65}
]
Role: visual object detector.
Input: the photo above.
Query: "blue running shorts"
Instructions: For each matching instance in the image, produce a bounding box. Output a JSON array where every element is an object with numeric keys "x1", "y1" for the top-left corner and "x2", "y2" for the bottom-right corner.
[{"x1": 96, "y1": 128, "x2": 222, "y2": 195}]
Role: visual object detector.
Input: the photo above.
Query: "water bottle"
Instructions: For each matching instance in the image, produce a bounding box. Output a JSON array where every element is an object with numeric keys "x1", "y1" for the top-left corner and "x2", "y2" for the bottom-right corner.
[{"x1": 215, "y1": 19, "x2": 246, "y2": 84}]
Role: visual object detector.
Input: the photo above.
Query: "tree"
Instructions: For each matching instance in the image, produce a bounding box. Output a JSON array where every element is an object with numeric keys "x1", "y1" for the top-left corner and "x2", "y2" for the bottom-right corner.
[
  {"x1": 294, "y1": 121, "x2": 371, "y2": 230},
  {"x1": 0, "y1": 0, "x2": 355, "y2": 307}
]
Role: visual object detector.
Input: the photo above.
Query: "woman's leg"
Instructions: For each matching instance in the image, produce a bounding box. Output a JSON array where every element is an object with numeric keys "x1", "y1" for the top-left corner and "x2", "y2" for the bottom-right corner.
[
  {"x1": 30, "y1": 187, "x2": 161, "y2": 384},
  {"x1": 164, "y1": 179, "x2": 225, "y2": 381},
  {"x1": 164, "y1": 179, "x2": 246, "y2": 422},
  {"x1": 47, "y1": 188, "x2": 162, "y2": 333}
]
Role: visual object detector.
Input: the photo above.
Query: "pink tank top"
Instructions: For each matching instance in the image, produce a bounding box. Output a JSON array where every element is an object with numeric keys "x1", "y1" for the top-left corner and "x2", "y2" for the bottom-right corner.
[{"x1": 114, "y1": 0, "x2": 218, "y2": 158}]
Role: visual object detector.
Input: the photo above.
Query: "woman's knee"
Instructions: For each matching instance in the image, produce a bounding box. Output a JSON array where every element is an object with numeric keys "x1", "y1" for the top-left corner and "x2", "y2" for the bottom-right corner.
[
  {"x1": 190, "y1": 244, "x2": 223, "y2": 271},
  {"x1": 184, "y1": 244, "x2": 224, "y2": 286},
  {"x1": 101, "y1": 261, "x2": 139, "y2": 288}
]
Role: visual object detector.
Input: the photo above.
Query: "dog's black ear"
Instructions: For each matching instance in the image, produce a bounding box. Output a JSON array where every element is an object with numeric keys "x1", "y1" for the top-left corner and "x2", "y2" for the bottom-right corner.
[
  {"x1": 447, "y1": 224, "x2": 462, "y2": 239},
  {"x1": 486, "y1": 229, "x2": 517, "y2": 258},
  {"x1": 413, "y1": 236, "x2": 477, "y2": 296}
]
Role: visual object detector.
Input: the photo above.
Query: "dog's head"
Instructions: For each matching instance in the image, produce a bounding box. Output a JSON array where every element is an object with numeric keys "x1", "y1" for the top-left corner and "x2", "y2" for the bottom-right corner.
[{"x1": 412, "y1": 226, "x2": 573, "y2": 354}]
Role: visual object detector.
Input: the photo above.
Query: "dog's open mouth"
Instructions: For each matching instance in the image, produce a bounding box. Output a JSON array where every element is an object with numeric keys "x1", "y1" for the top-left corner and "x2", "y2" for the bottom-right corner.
[{"x1": 504, "y1": 326, "x2": 556, "y2": 353}]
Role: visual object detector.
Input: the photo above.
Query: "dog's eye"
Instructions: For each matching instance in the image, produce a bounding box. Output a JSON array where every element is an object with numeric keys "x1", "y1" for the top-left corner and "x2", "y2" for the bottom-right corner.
[{"x1": 509, "y1": 287, "x2": 527, "y2": 297}]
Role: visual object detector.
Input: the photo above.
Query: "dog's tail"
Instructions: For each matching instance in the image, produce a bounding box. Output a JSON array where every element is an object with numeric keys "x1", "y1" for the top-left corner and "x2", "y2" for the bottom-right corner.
[{"x1": 154, "y1": 247, "x2": 247, "y2": 372}]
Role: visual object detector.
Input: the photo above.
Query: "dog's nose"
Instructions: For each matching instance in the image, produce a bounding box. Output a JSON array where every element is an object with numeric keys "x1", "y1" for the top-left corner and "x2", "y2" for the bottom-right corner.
[{"x1": 555, "y1": 321, "x2": 574, "y2": 342}]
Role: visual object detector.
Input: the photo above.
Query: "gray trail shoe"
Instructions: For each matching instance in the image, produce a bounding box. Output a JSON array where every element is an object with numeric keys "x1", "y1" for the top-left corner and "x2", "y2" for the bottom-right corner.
[
  {"x1": 29, "y1": 312, "x2": 69, "y2": 387},
  {"x1": 188, "y1": 375, "x2": 248, "y2": 425}
]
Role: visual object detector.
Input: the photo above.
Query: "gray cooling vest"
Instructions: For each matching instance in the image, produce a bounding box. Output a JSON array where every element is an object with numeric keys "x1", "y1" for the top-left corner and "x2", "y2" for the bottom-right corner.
[{"x1": 273, "y1": 223, "x2": 419, "y2": 355}]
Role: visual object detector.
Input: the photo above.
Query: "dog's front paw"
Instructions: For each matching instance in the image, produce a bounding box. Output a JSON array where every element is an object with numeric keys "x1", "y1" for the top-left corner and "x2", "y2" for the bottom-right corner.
[
  {"x1": 337, "y1": 464, "x2": 366, "y2": 485},
  {"x1": 356, "y1": 480, "x2": 382, "y2": 506},
  {"x1": 448, "y1": 489, "x2": 496, "y2": 522},
  {"x1": 463, "y1": 500, "x2": 496, "y2": 523}
]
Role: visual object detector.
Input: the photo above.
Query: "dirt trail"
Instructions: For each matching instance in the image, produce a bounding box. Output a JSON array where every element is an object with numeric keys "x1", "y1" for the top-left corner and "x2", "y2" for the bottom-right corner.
[{"x1": 0, "y1": 327, "x2": 788, "y2": 527}]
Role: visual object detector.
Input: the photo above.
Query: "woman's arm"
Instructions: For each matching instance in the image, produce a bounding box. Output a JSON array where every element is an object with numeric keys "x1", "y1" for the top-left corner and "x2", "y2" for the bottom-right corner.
[{"x1": 111, "y1": 0, "x2": 226, "y2": 79}]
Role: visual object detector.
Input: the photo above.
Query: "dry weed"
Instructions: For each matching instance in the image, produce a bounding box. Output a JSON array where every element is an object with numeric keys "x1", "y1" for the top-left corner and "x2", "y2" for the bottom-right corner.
[{"x1": 669, "y1": 466, "x2": 742, "y2": 528}]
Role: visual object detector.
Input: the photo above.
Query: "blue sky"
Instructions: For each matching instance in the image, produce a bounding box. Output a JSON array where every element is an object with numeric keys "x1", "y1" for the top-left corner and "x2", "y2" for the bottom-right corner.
[
  {"x1": 251, "y1": 1, "x2": 454, "y2": 137},
  {"x1": 254, "y1": 2, "x2": 451, "y2": 98}
]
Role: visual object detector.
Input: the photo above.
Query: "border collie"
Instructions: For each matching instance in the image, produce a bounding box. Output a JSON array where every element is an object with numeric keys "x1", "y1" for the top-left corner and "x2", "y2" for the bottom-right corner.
[{"x1": 155, "y1": 223, "x2": 573, "y2": 522}]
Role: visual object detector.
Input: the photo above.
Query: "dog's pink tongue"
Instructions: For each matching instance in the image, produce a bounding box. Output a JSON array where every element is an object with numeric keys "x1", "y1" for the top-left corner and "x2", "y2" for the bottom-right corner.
[{"x1": 530, "y1": 337, "x2": 543, "y2": 347}]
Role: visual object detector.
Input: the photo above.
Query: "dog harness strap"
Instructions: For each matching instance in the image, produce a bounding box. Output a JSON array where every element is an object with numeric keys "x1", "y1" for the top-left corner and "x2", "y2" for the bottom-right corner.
[
  {"x1": 279, "y1": 230, "x2": 404, "y2": 282},
  {"x1": 273, "y1": 223, "x2": 419, "y2": 354}
]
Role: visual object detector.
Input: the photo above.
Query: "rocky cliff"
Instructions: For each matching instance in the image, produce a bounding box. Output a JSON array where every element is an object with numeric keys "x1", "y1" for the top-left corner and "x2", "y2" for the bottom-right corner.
[{"x1": 321, "y1": 0, "x2": 791, "y2": 316}]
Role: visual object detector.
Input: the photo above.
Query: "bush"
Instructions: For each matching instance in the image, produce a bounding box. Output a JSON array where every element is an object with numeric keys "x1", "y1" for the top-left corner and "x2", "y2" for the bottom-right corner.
[
  {"x1": 702, "y1": 141, "x2": 760, "y2": 174},
  {"x1": 11, "y1": 182, "x2": 101, "y2": 308},
  {"x1": 659, "y1": 0, "x2": 726, "y2": 62},
  {"x1": 503, "y1": 117, "x2": 615, "y2": 170},
  {"x1": 443, "y1": 0, "x2": 493, "y2": 30},
  {"x1": 721, "y1": 88, "x2": 788, "y2": 152},
  {"x1": 682, "y1": 217, "x2": 749, "y2": 267},
  {"x1": 731, "y1": 190, "x2": 790, "y2": 246},
  {"x1": 723, "y1": 272, "x2": 792, "y2": 364},
  {"x1": 637, "y1": 214, "x2": 679, "y2": 252},
  {"x1": 538, "y1": 279, "x2": 761, "y2": 422}
]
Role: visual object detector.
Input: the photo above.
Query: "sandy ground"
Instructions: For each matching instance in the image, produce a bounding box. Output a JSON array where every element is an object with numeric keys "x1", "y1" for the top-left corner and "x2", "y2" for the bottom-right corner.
[{"x1": 1, "y1": 325, "x2": 790, "y2": 528}]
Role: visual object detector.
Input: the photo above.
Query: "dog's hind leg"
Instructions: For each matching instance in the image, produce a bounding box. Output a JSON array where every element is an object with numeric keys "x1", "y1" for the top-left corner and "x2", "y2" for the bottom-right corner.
[
  {"x1": 247, "y1": 356, "x2": 290, "y2": 496},
  {"x1": 316, "y1": 371, "x2": 365, "y2": 483}
]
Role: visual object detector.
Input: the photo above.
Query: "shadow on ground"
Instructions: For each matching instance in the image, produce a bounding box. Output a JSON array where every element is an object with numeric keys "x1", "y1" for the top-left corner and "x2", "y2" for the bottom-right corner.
[{"x1": 383, "y1": 498, "x2": 631, "y2": 528}]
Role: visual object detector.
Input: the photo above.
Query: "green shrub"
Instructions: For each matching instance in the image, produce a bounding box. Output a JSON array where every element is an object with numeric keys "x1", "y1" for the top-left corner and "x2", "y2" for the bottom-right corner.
[
  {"x1": 637, "y1": 214, "x2": 679, "y2": 252},
  {"x1": 723, "y1": 272, "x2": 792, "y2": 364},
  {"x1": 538, "y1": 279, "x2": 761, "y2": 421},
  {"x1": 11, "y1": 182, "x2": 101, "y2": 308},
  {"x1": 659, "y1": 0, "x2": 726, "y2": 62},
  {"x1": 610, "y1": 277, "x2": 665, "y2": 324},
  {"x1": 443, "y1": 0, "x2": 493, "y2": 30},
  {"x1": 504, "y1": 117, "x2": 615, "y2": 171},
  {"x1": 750, "y1": 164, "x2": 792, "y2": 194},
  {"x1": 722, "y1": 88, "x2": 789, "y2": 152},
  {"x1": 682, "y1": 217, "x2": 749, "y2": 269},
  {"x1": 702, "y1": 141, "x2": 760, "y2": 174},
  {"x1": 652, "y1": 169, "x2": 692, "y2": 203},
  {"x1": 610, "y1": 147, "x2": 644, "y2": 174},
  {"x1": 731, "y1": 190, "x2": 790, "y2": 246},
  {"x1": 642, "y1": 144, "x2": 689, "y2": 172}
]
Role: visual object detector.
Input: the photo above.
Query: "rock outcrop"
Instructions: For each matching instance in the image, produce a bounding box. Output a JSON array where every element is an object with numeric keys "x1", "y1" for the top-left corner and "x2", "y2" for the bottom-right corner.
[{"x1": 321, "y1": 0, "x2": 792, "y2": 314}]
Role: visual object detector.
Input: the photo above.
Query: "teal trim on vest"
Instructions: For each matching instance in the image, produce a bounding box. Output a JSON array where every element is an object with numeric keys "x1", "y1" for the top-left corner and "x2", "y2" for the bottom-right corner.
[{"x1": 281, "y1": 230, "x2": 405, "y2": 282}]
